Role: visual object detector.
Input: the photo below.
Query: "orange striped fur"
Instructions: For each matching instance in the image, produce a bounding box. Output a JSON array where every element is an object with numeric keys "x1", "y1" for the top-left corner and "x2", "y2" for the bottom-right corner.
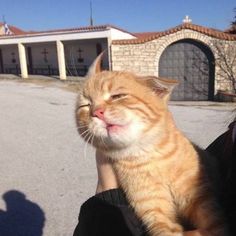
[{"x1": 75, "y1": 69, "x2": 229, "y2": 236}]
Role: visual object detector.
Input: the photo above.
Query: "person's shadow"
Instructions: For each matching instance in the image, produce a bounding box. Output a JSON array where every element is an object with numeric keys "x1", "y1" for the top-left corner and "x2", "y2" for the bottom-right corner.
[{"x1": 0, "y1": 190, "x2": 45, "y2": 236}]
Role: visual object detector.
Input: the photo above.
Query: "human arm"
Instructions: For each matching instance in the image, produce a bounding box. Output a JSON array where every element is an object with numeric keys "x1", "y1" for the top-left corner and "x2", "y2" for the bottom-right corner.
[{"x1": 95, "y1": 150, "x2": 119, "y2": 193}]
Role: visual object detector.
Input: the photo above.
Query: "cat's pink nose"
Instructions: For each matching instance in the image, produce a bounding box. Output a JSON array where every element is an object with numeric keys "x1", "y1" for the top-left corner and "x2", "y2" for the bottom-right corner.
[{"x1": 93, "y1": 108, "x2": 105, "y2": 120}]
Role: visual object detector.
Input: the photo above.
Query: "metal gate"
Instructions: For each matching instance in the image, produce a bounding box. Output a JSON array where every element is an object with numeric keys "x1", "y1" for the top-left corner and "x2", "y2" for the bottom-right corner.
[{"x1": 159, "y1": 39, "x2": 215, "y2": 101}]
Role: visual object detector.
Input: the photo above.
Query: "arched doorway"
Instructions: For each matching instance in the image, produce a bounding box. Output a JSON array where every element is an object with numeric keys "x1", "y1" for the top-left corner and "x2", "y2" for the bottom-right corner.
[{"x1": 159, "y1": 39, "x2": 215, "y2": 101}]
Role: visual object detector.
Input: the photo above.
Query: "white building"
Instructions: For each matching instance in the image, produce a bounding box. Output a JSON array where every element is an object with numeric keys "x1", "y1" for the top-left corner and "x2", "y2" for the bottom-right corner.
[{"x1": 0, "y1": 23, "x2": 135, "y2": 80}]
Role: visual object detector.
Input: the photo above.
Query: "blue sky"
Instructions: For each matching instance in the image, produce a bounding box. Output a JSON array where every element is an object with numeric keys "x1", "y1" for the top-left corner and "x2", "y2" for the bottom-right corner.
[{"x1": 1, "y1": 0, "x2": 235, "y2": 33}]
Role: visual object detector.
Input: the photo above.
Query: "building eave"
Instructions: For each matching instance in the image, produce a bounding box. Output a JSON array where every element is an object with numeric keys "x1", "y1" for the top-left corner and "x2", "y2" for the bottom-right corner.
[
  {"x1": 112, "y1": 23, "x2": 236, "y2": 45},
  {"x1": 0, "y1": 29, "x2": 112, "y2": 45},
  {"x1": 0, "y1": 24, "x2": 135, "y2": 45}
]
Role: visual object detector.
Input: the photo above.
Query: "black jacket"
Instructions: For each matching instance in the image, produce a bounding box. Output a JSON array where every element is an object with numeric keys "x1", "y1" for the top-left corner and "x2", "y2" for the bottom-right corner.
[{"x1": 73, "y1": 189, "x2": 147, "y2": 236}]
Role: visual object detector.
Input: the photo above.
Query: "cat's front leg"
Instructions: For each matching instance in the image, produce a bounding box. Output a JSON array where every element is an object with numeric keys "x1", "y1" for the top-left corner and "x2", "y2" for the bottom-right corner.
[
  {"x1": 138, "y1": 209, "x2": 184, "y2": 236},
  {"x1": 133, "y1": 195, "x2": 184, "y2": 236},
  {"x1": 114, "y1": 162, "x2": 184, "y2": 235}
]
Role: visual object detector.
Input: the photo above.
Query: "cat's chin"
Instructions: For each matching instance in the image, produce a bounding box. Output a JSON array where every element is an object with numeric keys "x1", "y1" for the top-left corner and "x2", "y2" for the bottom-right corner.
[
  {"x1": 101, "y1": 144, "x2": 156, "y2": 161},
  {"x1": 93, "y1": 136, "x2": 133, "y2": 151},
  {"x1": 106, "y1": 124, "x2": 127, "y2": 134},
  {"x1": 93, "y1": 135, "x2": 157, "y2": 161}
]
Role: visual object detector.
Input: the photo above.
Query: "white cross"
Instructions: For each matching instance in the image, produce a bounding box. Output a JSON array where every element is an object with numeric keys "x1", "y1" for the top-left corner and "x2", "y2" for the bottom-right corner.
[{"x1": 183, "y1": 15, "x2": 192, "y2": 23}]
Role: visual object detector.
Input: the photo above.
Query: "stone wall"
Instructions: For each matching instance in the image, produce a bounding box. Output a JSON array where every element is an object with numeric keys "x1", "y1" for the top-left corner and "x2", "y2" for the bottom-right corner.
[{"x1": 111, "y1": 29, "x2": 236, "y2": 94}]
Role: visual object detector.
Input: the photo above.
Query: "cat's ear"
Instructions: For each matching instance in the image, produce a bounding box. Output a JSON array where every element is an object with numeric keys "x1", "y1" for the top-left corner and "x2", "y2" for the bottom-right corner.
[
  {"x1": 86, "y1": 51, "x2": 106, "y2": 77},
  {"x1": 143, "y1": 76, "x2": 178, "y2": 101}
]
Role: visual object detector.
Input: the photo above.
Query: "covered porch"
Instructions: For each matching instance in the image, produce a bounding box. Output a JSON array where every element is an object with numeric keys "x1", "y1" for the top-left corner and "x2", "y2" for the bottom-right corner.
[
  {"x1": 0, "y1": 24, "x2": 135, "y2": 79},
  {"x1": 0, "y1": 38, "x2": 109, "y2": 79}
]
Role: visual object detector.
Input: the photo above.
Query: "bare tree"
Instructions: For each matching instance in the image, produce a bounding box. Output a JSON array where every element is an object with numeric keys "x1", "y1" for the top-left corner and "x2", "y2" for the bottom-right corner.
[
  {"x1": 211, "y1": 40, "x2": 236, "y2": 94},
  {"x1": 231, "y1": 7, "x2": 236, "y2": 28}
]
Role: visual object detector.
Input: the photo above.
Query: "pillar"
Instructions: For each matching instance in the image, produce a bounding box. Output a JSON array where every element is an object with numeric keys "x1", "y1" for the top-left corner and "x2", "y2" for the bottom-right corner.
[
  {"x1": 18, "y1": 43, "x2": 28, "y2": 79},
  {"x1": 56, "y1": 40, "x2": 66, "y2": 80}
]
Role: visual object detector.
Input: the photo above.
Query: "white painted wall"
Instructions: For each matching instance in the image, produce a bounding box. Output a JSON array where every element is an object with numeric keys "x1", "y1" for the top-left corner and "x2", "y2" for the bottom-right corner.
[
  {"x1": 110, "y1": 28, "x2": 136, "y2": 40},
  {"x1": 64, "y1": 39, "x2": 108, "y2": 69},
  {"x1": 0, "y1": 45, "x2": 19, "y2": 71},
  {"x1": 28, "y1": 43, "x2": 58, "y2": 68}
]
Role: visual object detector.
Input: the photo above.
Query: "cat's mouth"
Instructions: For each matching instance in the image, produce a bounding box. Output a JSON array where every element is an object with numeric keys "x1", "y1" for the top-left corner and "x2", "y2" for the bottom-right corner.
[
  {"x1": 92, "y1": 116, "x2": 130, "y2": 137},
  {"x1": 106, "y1": 123, "x2": 127, "y2": 133}
]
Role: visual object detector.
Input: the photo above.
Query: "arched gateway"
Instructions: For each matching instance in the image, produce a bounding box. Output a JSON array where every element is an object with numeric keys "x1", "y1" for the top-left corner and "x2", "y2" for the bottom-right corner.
[{"x1": 159, "y1": 39, "x2": 215, "y2": 101}]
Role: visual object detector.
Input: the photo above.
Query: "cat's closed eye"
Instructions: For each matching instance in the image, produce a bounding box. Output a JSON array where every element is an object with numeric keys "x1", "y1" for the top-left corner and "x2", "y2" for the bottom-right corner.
[
  {"x1": 110, "y1": 94, "x2": 127, "y2": 100},
  {"x1": 78, "y1": 104, "x2": 91, "y2": 109}
]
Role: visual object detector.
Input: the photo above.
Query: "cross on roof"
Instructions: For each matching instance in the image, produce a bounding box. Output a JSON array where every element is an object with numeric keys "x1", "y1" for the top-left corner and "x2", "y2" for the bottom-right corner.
[{"x1": 183, "y1": 15, "x2": 192, "y2": 24}]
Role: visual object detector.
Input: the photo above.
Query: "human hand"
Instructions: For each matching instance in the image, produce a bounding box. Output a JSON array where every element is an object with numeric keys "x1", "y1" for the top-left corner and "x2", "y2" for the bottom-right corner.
[
  {"x1": 95, "y1": 150, "x2": 119, "y2": 193},
  {"x1": 184, "y1": 229, "x2": 208, "y2": 236}
]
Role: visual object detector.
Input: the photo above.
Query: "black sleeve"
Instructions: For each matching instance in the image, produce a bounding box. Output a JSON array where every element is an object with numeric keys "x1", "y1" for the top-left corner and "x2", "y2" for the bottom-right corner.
[
  {"x1": 73, "y1": 188, "x2": 147, "y2": 236},
  {"x1": 206, "y1": 121, "x2": 236, "y2": 234}
]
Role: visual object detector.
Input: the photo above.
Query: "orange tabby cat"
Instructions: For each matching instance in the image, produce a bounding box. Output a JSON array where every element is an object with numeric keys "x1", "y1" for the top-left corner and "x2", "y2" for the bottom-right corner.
[{"x1": 75, "y1": 54, "x2": 229, "y2": 236}]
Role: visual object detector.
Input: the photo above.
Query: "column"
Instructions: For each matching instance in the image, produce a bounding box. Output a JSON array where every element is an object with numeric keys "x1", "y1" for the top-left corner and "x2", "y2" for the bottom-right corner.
[
  {"x1": 107, "y1": 37, "x2": 112, "y2": 70},
  {"x1": 0, "y1": 49, "x2": 4, "y2": 73},
  {"x1": 18, "y1": 43, "x2": 28, "y2": 79},
  {"x1": 56, "y1": 40, "x2": 66, "y2": 80}
]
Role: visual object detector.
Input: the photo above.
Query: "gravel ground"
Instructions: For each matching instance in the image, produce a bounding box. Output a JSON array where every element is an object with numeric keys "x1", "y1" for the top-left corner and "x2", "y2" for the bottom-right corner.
[{"x1": 0, "y1": 79, "x2": 235, "y2": 236}]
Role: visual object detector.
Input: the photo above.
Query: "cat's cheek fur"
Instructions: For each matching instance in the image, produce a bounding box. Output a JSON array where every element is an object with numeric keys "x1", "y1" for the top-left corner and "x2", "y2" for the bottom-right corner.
[{"x1": 107, "y1": 122, "x2": 145, "y2": 147}]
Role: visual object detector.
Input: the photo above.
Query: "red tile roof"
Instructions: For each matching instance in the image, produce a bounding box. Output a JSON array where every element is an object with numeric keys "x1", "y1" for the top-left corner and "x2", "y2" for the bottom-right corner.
[
  {"x1": 113, "y1": 23, "x2": 236, "y2": 44},
  {"x1": 133, "y1": 32, "x2": 159, "y2": 38},
  {"x1": 0, "y1": 22, "x2": 26, "y2": 35}
]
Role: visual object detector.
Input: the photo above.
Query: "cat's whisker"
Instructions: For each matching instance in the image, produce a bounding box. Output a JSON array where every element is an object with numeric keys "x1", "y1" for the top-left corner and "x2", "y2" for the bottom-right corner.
[
  {"x1": 79, "y1": 129, "x2": 90, "y2": 137},
  {"x1": 90, "y1": 134, "x2": 95, "y2": 147},
  {"x1": 80, "y1": 131, "x2": 91, "y2": 142},
  {"x1": 82, "y1": 134, "x2": 90, "y2": 159},
  {"x1": 82, "y1": 130, "x2": 92, "y2": 142},
  {"x1": 100, "y1": 136, "x2": 108, "y2": 150},
  {"x1": 77, "y1": 124, "x2": 89, "y2": 129},
  {"x1": 83, "y1": 132, "x2": 93, "y2": 159}
]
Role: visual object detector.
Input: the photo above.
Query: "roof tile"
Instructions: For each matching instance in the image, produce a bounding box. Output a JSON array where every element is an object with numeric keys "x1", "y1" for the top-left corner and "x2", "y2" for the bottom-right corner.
[{"x1": 112, "y1": 23, "x2": 236, "y2": 44}]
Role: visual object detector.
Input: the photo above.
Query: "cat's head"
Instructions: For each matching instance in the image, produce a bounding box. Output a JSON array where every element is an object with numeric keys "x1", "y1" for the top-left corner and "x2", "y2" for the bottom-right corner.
[{"x1": 75, "y1": 53, "x2": 178, "y2": 159}]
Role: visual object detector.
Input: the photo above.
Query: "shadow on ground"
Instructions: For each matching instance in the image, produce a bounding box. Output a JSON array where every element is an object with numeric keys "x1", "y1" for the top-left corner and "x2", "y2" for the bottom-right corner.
[{"x1": 0, "y1": 190, "x2": 45, "y2": 236}]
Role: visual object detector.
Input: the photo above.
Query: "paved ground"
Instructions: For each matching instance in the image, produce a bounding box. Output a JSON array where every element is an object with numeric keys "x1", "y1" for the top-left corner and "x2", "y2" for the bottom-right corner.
[{"x1": 0, "y1": 79, "x2": 235, "y2": 236}]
